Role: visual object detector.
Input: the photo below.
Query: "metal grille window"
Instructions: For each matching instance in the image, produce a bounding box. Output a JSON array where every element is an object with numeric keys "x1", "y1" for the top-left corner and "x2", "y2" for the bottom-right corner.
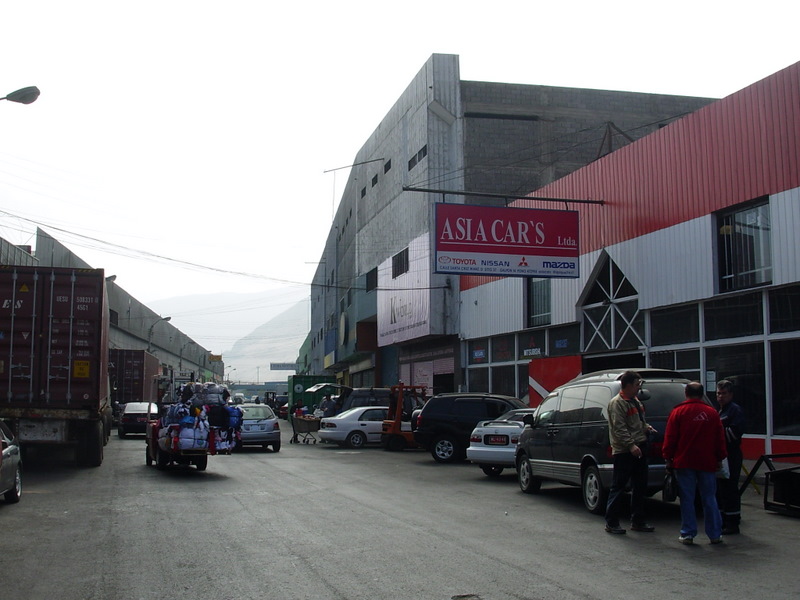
[
  {"x1": 717, "y1": 199, "x2": 772, "y2": 292},
  {"x1": 582, "y1": 257, "x2": 644, "y2": 352},
  {"x1": 392, "y1": 248, "x2": 409, "y2": 278}
]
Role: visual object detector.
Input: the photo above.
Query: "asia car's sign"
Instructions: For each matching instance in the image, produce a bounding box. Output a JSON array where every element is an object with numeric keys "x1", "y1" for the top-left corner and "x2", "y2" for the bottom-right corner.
[{"x1": 434, "y1": 203, "x2": 579, "y2": 278}]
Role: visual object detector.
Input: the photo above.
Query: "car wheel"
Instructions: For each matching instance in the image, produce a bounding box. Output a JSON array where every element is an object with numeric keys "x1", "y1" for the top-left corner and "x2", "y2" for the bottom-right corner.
[
  {"x1": 431, "y1": 435, "x2": 459, "y2": 463},
  {"x1": 582, "y1": 464, "x2": 608, "y2": 515},
  {"x1": 272, "y1": 441, "x2": 281, "y2": 453},
  {"x1": 517, "y1": 455, "x2": 542, "y2": 493},
  {"x1": 481, "y1": 465, "x2": 504, "y2": 477},
  {"x1": 195, "y1": 455, "x2": 208, "y2": 471},
  {"x1": 145, "y1": 445, "x2": 153, "y2": 466},
  {"x1": 346, "y1": 431, "x2": 366, "y2": 449},
  {"x1": 3, "y1": 465, "x2": 21, "y2": 503}
]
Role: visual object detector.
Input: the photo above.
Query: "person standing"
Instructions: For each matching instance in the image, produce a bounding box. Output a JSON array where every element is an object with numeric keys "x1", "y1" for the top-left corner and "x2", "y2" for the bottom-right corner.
[
  {"x1": 320, "y1": 394, "x2": 336, "y2": 418},
  {"x1": 604, "y1": 370, "x2": 657, "y2": 534},
  {"x1": 662, "y1": 381, "x2": 728, "y2": 545},
  {"x1": 715, "y1": 379, "x2": 746, "y2": 534}
]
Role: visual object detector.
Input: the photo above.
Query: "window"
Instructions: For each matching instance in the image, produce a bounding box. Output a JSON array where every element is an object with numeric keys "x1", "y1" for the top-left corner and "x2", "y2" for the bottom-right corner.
[
  {"x1": 408, "y1": 155, "x2": 417, "y2": 171},
  {"x1": 528, "y1": 279, "x2": 551, "y2": 327},
  {"x1": 384, "y1": 160, "x2": 392, "y2": 173},
  {"x1": 717, "y1": 199, "x2": 772, "y2": 292},
  {"x1": 771, "y1": 339, "x2": 800, "y2": 436},
  {"x1": 556, "y1": 386, "x2": 586, "y2": 424},
  {"x1": 548, "y1": 324, "x2": 581, "y2": 356},
  {"x1": 769, "y1": 284, "x2": 800, "y2": 333},
  {"x1": 704, "y1": 292, "x2": 763, "y2": 340},
  {"x1": 468, "y1": 367, "x2": 488, "y2": 391},
  {"x1": 706, "y1": 343, "x2": 765, "y2": 434},
  {"x1": 366, "y1": 268, "x2": 378, "y2": 292},
  {"x1": 418, "y1": 145, "x2": 427, "y2": 161},
  {"x1": 583, "y1": 386, "x2": 611, "y2": 422},
  {"x1": 650, "y1": 304, "x2": 699, "y2": 346},
  {"x1": 536, "y1": 395, "x2": 559, "y2": 426},
  {"x1": 392, "y1": 247, "x2": 409, "y2": 278},
  {"x1": 491, "y1": 365, "x2": 516, "y2": 397},
  {"x1": 361, "y1": 187, "x2": 366, "y2": 198},
  {"x1": 371, "y1": 174, "x2": 378, "y2": 187},
  {"x1": 491, "y1": 335, "x2": 515, "y2": 362},
  {"x1": 468, "y1": 339, "x2": 489, "y2": 364}
]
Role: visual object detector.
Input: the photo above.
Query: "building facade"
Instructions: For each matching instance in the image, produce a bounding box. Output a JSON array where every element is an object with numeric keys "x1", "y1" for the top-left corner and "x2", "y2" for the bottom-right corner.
[
  {"x1": 461, "y1": 61, "x2": 800, "y2": 458},
  {"x1": 299, "y1": 53, "x2": 715, "y2": 395}
]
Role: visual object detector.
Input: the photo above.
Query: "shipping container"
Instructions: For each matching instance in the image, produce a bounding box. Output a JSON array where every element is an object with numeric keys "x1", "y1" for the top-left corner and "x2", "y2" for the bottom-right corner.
[
  {"x1": 0, "y1": 266, "x2": 111, "y2": 466},
  {"x1": 287, "y1": 374, "x2": 335, "y2": 412},
  {"x1": 109, "y1": 349, "x2": 161, "y2": 405}
]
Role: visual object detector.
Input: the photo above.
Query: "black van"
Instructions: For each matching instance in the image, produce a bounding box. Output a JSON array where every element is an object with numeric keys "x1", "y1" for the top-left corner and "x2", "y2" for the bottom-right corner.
[{"x1": 515, "y1": 369, "x2": 692, "y2": 514}]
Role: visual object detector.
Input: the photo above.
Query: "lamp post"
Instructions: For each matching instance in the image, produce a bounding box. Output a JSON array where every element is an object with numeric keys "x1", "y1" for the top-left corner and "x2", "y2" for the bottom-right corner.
[
  {"x1": 147, "y1": 316, "x2": 171, "y2": 352},
  {"x1": 226, "y1": 367, "x2": 236, "y2": 386},
  {"x1": 1, "y1": 86, "x2": 40, "y2": 105}
]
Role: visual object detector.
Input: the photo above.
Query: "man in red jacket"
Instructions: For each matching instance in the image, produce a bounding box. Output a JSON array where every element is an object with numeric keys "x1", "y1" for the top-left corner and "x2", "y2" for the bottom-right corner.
[{"x1": 662, "y1": 381, "x2": 727, "y2": 545}]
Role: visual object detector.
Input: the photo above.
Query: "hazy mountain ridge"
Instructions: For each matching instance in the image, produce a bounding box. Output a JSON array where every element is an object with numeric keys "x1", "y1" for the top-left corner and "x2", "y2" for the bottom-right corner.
[{"x1": 148, "y1": 288, "x2": 309, "y2": 381}]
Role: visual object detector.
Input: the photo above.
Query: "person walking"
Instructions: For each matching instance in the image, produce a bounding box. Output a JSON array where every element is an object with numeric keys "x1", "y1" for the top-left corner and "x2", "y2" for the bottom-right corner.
[
  {"x1": 715, "y1": 379, "x2": 746, "y2": 534},
  {"x1": 604, "y1": 370, "x2": 658, "y2": 534},
  {"x1": 662, "y1": 381, "x2": 728, "y2": 545}
]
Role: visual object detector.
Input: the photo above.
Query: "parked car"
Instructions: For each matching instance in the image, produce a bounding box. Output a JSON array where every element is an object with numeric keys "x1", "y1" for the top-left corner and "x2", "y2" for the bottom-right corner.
[
  {"x1": 118, "y1": 402, "x2": 159, "y2": 437},
  {"x1": 515, "y1": 368, "x2": 693, "y2": 514},
  {"x1": 466, "y1": 408, "x2": 538, "y2": 476},
  {"x1": 319, "y1": 406, "x2": 389, "y2": 449},
  {"x1": 275, "y1": 395, "x2": 289, "y2": 419},
  {"x1": 238, "y1": 403, "x2": 281, "y2": 452},
  {"x1": 413, "y1": 393, "x2": 527, "y2": 463},
  {"x1": 0, "y1": 420, "x2": 22, "y2": 504}
]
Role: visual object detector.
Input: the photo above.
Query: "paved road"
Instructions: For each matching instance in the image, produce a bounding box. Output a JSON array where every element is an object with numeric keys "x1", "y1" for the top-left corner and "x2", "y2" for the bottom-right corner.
[{"x1": 2, "y1": 426, "x2": 798, "y2": 600}]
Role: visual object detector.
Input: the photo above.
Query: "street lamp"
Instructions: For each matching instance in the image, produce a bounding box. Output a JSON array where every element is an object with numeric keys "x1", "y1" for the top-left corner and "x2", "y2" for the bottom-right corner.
[
  {"x1": 146, "y1": 316, "x2": 171, "y2": 352},
  {"x1": 1, "y1": 86, "x2": 40, "y2": 105}
]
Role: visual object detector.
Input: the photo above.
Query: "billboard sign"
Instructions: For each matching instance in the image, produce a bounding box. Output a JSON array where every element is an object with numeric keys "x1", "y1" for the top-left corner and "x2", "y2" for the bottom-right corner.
[{"x1": 434, "y1": 203, "x2": 579, "y2": 278}]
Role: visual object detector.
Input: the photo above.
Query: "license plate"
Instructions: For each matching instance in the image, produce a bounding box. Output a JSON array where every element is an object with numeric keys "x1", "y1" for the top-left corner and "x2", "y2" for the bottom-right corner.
[{"x1": 486, "y1": 435, "x2": 509, "y2": 445}]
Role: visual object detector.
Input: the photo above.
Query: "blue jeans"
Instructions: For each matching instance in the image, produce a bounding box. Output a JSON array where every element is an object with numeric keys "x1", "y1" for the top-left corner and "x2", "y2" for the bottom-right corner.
[{"x1": 675, "y1": 468, "x2": 722, "y2": 540}]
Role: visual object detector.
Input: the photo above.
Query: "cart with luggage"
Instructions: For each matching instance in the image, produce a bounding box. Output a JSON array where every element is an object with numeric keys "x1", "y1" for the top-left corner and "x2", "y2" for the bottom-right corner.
[{"x1": 290, "y1": 415, "x2": 321, "y2": 444}]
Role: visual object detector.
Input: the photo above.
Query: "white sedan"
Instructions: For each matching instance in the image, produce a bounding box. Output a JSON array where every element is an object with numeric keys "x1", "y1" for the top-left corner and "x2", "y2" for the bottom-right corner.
[
  {"x1": 318, "y1": 406, "x2": 389, "y2": 449},
  {"x1": 466, "y1": 408, "x2": 537, "y2": 477}
]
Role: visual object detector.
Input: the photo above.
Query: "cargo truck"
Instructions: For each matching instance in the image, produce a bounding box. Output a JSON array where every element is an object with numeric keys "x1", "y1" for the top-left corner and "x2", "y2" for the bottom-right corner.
[
  {"x1": 0, "y1": 266, "x2": 112, "y2": 467},
  {"x1": 109, "y1": 349, "x2": 161, "y2": 422}
]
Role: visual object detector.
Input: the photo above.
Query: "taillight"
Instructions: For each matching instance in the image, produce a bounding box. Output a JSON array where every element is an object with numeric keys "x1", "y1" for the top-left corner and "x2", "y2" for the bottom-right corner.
[
  {"x1": 606, "y1": 445, "x2": 614, "y2": 459},
  {"x1": 470, "y1": 434, "x2": 481, "y2": 443},
  {"x1": 511, "y1": 435, "x2": 520, "y2": 444},
  {"x1": 273, "y1": 422, "x2": 280, "y2": 431}
]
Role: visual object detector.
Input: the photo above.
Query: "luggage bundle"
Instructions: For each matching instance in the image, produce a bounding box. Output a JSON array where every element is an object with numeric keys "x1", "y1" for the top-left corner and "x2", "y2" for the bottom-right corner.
[{"x1": 157, "y1": 391, "x2": 244, "y2": 455}]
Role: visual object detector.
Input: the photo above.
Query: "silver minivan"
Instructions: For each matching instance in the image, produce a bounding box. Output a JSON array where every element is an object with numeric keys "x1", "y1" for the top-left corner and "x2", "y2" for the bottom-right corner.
[{"x1": 515, "y1": 369, "x2": 693, "y2": 514}]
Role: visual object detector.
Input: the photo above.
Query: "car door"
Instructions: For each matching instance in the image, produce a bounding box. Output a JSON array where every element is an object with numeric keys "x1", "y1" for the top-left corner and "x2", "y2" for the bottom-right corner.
[
  {"x1": 549, "y1": 385, "x2": 587, "y2": 485},
  {"x1": 523, "y1": 394, "x2": 560, "y2": 479},
  {"x1": 360, "y1": 408, "x2": 389, "y2": 444}
]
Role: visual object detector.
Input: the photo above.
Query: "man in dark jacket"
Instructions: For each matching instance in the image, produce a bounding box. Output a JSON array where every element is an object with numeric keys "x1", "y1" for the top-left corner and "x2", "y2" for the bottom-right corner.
[
  {"x1": 663, "y1": 381, "x2": 727, "y2": 545},
  {"x1": 715, "y1": 379, "x2": 746, "y2": 534}
]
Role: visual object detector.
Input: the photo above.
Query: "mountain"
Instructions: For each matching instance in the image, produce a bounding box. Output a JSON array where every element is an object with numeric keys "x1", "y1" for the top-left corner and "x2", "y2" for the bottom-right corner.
[
  {"x1": 222, "y1": 300, "x2": 310, "y2": 384},
  {"x1": 148, "y1": 288, "x2": 310, "y2": 381}
]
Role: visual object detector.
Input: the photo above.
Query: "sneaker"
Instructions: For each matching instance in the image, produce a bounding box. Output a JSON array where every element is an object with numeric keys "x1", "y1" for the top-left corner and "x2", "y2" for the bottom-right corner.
[
  {"x1": 678, "y1": 535, "x2": 694, "y2": 545},
  {"x1": 605, "y1": 524, "x2": 626, "y2": 534},
  {"x1": 631, "y1": 522, "x2": 655, "y2": 532},
  {"x1": 710, "y1": 538, "x2": 723, "y2": 545}
]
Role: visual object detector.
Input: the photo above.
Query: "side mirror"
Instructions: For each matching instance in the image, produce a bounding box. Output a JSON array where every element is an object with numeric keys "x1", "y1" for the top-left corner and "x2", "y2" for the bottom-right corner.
[
  {"x1": 522, "y1": 414, "x2": 535, "y2": 427},
  {"x1": 637, "y1": 388, "x2": 651, "y2": 401}
]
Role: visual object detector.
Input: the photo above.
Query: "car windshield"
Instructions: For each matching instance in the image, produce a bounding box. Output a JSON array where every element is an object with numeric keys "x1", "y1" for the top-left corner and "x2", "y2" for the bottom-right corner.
[
  {"x1": 497, "y1": 410, "x2": 532, "y2": 422},
  {"x1": 241, "y1": 405, "x2": 276, "y2": 420}
]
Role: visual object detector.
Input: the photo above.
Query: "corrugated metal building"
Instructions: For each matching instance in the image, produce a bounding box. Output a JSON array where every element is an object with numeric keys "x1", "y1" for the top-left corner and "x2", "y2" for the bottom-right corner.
[{"x1": 461, "y1": 61, "x2": 800, "y2": 458}]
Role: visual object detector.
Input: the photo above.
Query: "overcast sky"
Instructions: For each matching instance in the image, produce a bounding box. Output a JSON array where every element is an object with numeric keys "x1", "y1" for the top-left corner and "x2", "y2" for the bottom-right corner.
[{"x1": 1, "y1": 1, "x2": 797, "y2": 342}]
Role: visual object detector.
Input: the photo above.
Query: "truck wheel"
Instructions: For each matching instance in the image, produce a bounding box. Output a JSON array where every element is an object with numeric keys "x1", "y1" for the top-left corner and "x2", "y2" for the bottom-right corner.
[
  {"x1": 195, "y1": 455, "x2": 208, "y2": 471},
  {"x1": 85, "y1": 421, "x2": 104, "y2": 467}
]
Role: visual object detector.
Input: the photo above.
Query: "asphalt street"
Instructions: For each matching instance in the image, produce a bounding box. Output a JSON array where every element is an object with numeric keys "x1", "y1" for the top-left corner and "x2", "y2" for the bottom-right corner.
[{"x1": 2, "y1": 425, "x2": 798, "y2": 600}]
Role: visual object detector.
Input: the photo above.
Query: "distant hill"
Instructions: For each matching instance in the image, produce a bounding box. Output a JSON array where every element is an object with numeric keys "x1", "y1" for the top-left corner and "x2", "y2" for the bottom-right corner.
[{"x1": 148, "y1": 288, "x2": 309, "y2": 381}]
